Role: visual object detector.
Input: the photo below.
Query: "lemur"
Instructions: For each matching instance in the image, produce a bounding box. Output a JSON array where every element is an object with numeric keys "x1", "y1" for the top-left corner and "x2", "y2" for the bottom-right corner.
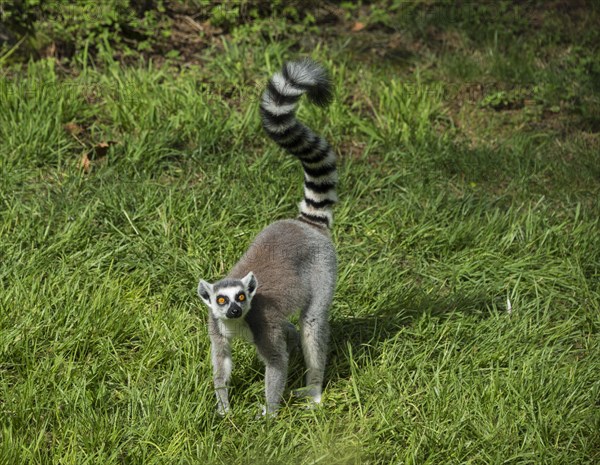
[{"x1": 197, "y1": 59, "x2": 337, "y2": 416}]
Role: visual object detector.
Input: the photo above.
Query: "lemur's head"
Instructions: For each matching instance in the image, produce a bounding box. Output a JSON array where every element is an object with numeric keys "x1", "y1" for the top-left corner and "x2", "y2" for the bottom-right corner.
[{"x1": 197, "y1": 272, "x2": 257, "y2": 321}]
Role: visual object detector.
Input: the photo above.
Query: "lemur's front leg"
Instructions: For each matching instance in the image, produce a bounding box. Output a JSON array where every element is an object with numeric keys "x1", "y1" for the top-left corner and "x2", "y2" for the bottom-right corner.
[
  {"x1": 209, "y1": 319, "x2": 232, "y2": 415},
  {"x1": 257, "y1": 326, "x2": 290, "y2": 416}
]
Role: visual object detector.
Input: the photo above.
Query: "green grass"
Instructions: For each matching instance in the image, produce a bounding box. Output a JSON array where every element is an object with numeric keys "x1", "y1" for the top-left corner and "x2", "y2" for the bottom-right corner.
[{"x1": 1, "y1": 2, "x2": 600, "y2": 464}]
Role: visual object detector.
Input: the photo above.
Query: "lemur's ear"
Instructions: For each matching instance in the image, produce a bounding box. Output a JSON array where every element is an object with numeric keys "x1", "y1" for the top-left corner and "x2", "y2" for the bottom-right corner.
[
  {"x1": 197, "y1": 279, "x2": 214, "y2": 307},
  {"x1": 241, "y1": 272, "x2": 258, "y2": 298}
]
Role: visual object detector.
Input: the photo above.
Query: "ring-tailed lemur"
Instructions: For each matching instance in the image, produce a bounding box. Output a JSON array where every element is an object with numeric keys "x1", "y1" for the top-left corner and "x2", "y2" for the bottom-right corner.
[{"x1": 197, "y1": 59, "x2": 337, "y2": 416}]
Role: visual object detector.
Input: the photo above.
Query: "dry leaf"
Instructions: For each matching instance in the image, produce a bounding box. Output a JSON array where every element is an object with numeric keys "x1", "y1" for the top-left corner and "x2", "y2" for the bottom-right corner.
[
  {"x1": 64, "y1": 122, "x2": 83, "y2": 136},
  {"x1": 79, "y1": 153, "x2": 91, "y2": 173},
  {"x1": 351, "y1": 21, "x2": 366, "y2": 32}
]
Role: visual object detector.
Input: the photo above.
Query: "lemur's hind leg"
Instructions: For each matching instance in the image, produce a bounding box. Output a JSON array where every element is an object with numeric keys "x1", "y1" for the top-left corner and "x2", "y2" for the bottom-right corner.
[{"x1": 296, "y1": 299, "x2": 331, "y2": 404}]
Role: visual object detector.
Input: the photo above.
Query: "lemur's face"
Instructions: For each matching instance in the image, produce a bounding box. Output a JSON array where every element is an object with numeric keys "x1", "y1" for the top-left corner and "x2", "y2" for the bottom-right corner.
[{"x1": 197, "y1": 272, "x2": 257, "y2": 321}]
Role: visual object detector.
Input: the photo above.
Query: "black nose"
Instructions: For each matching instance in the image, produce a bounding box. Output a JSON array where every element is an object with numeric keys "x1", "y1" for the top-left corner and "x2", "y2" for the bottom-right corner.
[{"x1": 226, "y1": 305, "x2": 242, "y2": 319}]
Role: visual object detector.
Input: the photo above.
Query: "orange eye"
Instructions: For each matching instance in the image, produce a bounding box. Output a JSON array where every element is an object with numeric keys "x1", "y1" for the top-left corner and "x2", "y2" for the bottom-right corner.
[
  {"x1": 238, "y1": 293, "x2": 245, "y2": 302},
  {"x1": 217, "y1": 296, "x2": 226, "y2": 305}
]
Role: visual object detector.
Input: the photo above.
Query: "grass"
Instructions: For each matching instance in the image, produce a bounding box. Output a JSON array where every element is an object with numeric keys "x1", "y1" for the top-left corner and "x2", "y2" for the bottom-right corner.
[{"x1": 1, "y1": 2, "x2": 599, "y2": 464}]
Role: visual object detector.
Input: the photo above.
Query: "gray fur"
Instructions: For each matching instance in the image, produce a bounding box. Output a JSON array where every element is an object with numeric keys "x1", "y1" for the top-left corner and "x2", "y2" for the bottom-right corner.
[{"x1": 198, "y1": 60, "x2": 337, "y2": 416}]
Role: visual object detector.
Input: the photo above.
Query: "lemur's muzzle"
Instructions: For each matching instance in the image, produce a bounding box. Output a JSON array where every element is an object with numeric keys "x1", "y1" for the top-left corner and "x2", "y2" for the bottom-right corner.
[{"x1": 226, "y1": 304, "x2": 243, "y2": 319}]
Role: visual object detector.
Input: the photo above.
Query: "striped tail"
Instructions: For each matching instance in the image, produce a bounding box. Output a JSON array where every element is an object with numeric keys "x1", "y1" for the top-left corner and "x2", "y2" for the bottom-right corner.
[{"x1": 260, "y1": 59, "x2": 337, "y2": 229}]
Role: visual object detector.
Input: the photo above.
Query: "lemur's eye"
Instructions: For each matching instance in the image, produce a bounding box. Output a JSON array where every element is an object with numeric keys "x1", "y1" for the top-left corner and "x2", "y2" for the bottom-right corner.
[
  {"x1": 237, "y1": 293, "x2": 246, "y2": 302},
  {"x1": 217, "y1": 296, "x2": 227, "y2": 305}
]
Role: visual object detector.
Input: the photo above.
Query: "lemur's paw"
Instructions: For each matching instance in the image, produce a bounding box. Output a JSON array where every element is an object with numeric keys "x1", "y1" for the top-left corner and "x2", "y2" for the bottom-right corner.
[
  {"x1": 292, "y1": 387, "x2": 322, "y2": 407},
  {"x1": 255, "y1": 404, "x2": 279, "y2": 419},
  {"x1": 216, "y1": 405, "x2": 231, "y2": 417}
]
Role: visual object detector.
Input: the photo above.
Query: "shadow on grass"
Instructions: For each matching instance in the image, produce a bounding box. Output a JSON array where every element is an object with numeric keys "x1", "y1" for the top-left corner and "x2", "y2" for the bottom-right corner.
[{"x1": 325, "y1": 288, "x2": 498, "y2": 382}]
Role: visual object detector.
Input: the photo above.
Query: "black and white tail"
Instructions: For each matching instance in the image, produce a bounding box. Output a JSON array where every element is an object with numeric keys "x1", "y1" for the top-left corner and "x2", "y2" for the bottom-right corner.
[{"x1": 260, "y1": 59, "x2": 337, "y2": 229}]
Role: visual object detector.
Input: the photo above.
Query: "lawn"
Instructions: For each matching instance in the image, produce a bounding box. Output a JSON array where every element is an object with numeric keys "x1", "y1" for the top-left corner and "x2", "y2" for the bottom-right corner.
[{"x1": 1, "y1": 2, "x2": 599, "y2": 464}]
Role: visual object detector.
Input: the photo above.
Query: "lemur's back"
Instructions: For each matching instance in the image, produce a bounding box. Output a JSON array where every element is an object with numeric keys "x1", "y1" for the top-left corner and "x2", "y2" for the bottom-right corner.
[{"x1": 227, "y1": 219, "x2": 336, "y2": 319}]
